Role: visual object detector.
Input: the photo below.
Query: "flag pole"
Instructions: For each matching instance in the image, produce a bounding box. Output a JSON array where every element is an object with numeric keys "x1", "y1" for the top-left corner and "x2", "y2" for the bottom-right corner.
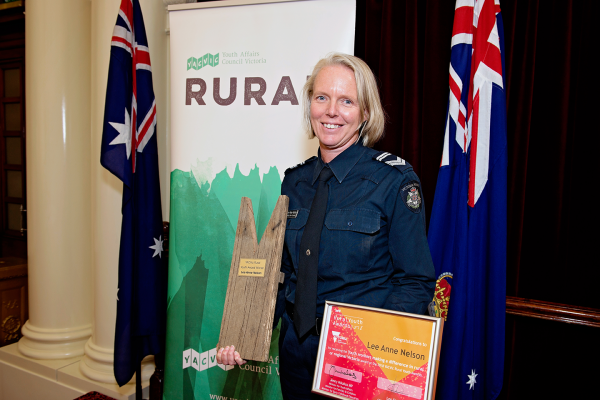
[{"x1": 136, "y1": 358, "x2": 142, "y2": 400}]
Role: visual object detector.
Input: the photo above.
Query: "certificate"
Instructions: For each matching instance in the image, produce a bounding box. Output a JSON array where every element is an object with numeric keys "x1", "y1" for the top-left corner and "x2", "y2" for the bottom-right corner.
[{"x1": 312, "y1": 302, "x2": 443, "y2": 400}]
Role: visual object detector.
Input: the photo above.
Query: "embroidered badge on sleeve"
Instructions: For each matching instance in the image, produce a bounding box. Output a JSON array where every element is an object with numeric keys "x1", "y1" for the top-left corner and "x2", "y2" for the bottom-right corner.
[{"x1": 401, "y1": 181, "x2": 422, "y2": 213}]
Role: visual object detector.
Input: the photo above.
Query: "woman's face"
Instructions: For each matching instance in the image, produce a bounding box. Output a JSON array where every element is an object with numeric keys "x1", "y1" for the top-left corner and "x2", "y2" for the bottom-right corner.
[{"x1": 310, "y1": 65, "x2": 364, "y2": 155}]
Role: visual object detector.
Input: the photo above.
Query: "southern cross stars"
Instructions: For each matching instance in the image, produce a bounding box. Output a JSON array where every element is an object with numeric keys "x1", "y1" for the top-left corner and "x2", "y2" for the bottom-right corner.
[
  {"x1": 466, "y1": 369, "x2": 478, "y2": 390},
  {"x1": 109, "y1": 108, "x2": 132, "y2": 158},
  {"x1": 150, "y1": 235, "x2": 164, "y2": 258}
]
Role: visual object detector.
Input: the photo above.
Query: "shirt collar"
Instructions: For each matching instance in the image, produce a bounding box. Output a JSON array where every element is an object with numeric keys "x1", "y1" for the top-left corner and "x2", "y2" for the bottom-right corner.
[{"x1": 311, "y1": 142, "x2": 367, "y2": 185}]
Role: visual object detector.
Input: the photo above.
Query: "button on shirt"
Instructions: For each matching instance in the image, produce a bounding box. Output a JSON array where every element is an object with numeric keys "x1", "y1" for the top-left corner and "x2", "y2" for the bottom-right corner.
[{"x1": 276, "y1": 143, "x2": 436, "y2": 321}]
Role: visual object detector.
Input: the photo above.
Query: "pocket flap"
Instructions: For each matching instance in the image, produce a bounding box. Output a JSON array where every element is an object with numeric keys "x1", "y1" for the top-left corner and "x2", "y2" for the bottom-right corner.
[{"x1": 324, "y1": 209, "x2": 380, "y2": 234}]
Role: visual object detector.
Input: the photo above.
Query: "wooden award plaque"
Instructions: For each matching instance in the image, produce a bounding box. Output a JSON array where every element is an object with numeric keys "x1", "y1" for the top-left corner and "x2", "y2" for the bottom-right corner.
[{"x1": 217, "y1": 195, "x2": 288, "y2": 362}]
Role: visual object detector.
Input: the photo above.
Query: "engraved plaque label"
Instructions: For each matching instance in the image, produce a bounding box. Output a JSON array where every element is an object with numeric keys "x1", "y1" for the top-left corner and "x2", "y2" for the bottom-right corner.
[{"x1": 238, "y1": 258, "x2": 266, "y2": 277}]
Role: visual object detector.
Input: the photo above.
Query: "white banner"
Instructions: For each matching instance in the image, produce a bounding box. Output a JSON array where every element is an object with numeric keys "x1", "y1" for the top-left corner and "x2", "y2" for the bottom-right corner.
[
  {"x1": 165, "y1": 1, "x2": 355, "y2": 399},
  {"x1": 169, "y1": 0, "x2": 355, "y2": 182}
]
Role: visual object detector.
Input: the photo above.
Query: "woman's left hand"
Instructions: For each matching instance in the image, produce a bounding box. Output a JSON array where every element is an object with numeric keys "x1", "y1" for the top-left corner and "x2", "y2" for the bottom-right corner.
[{"x1": 216, "y1": 345, "x2": 247, "y2": 366}]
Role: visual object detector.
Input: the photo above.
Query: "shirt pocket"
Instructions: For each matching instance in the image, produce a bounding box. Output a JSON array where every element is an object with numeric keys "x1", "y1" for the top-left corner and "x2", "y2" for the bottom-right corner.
[
  {"x1": 284, "y1": 208, "x2": 309, "y2": 272},
  {"x1": 323, "y1": 208, "x2": 381, "y2": 274}
]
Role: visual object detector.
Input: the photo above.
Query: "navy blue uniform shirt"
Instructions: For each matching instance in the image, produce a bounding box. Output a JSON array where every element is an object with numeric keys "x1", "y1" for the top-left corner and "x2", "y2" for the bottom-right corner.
[{"x1": 275, "y1": 142, "x2": 436, "y2": 323}]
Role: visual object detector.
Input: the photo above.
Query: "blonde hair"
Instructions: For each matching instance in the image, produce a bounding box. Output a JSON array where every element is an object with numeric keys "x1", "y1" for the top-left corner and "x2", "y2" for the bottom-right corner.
[{"x1": 302, "y1": 53, "x2": 385, "y2": 148}]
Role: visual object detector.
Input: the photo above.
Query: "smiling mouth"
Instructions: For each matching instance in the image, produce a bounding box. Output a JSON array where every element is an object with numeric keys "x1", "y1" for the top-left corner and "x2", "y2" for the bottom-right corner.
[{"x1": 323, "y1": 123, "x2": 342, "y2": 129}]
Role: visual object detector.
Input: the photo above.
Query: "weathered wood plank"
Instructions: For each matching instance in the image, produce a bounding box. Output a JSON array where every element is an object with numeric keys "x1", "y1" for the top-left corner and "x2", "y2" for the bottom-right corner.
[{"x1": 217, "y1": 195, "x2": 288, "y2": 361}]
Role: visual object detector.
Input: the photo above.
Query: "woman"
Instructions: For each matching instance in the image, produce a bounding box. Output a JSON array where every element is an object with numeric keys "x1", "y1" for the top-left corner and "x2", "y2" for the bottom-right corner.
[{"x1": 217, "y1": 53, "x2": 435, "y2": 400}]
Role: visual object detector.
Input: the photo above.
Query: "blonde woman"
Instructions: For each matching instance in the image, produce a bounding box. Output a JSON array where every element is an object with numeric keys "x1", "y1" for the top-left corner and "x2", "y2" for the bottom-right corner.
[{"x1": 218, "y1": 53, "x2": 435, "y2": 400}]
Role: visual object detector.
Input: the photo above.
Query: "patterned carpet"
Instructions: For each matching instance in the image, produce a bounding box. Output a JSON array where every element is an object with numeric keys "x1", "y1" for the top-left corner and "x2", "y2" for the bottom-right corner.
[{"x1": 73, "y1": 392, "x2": 118, "y2": 400}]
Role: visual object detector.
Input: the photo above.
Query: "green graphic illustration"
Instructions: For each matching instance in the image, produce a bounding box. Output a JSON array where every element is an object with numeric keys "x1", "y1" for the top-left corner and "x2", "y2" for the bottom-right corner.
[{"x1": 164, "y1": 164, "x2": 283, "y2": 400}]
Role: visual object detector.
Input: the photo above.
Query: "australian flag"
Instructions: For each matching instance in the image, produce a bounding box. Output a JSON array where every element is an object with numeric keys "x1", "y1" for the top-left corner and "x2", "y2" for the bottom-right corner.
[
  {"x1": 428, "y1": 0, "x2": 507, "y2": 399},
  {"x1": 100, "y1": 0, "x2": 166, "y2": 387}
]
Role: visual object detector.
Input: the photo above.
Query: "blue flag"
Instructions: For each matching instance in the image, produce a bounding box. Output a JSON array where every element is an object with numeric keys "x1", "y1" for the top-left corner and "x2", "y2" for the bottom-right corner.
[
  {"x1": 428, "y1": 0, "x2": 506, "y2": 398},
  {"x1": 100, "y1": 0, "x2": 166, "y2": 387}
]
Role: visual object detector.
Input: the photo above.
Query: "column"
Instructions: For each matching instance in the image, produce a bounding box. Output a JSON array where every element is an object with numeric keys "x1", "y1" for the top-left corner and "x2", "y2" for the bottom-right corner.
[
  {"x1": 19, "y1": 0, "x2": 93, "y2": 359},
  {"x1": 80, "y1": 0, "x2": 169, "y2": 383}
]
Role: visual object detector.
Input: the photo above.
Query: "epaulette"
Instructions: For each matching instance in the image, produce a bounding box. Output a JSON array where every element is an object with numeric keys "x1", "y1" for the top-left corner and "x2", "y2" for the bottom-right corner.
[
  {"x1": 284, "y1": 156, "x2": 317, "y2": 175},
  {"x1": 373, "y1": 151, "x2": 412, "y2": 173}
]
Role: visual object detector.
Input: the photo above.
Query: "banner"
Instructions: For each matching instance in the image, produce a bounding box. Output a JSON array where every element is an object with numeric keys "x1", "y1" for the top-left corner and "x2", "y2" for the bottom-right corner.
[{"x1": 164, "y1": 1, "x2": 356, "y2": 399}]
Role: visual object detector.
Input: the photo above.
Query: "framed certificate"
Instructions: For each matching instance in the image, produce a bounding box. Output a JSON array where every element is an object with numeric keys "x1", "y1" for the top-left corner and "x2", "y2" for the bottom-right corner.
[{"x1": 312, "y1": 301, "x2": 443, "y2": 400}]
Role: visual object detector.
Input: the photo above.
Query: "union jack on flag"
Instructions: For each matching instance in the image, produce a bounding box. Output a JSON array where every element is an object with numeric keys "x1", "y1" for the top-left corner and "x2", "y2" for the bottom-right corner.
[
  {"x1": 428, "y1": 0, "x2": 507, "y2": 398},
  {"x1": 100, "y1": 0, "x2": 166, "y2": 387}
]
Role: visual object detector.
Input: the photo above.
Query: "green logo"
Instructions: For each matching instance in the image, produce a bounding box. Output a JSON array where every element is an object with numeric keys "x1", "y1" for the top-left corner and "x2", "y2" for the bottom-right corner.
[{"x1": 187, "y1": 53, "x2": 220, "y2": 70}]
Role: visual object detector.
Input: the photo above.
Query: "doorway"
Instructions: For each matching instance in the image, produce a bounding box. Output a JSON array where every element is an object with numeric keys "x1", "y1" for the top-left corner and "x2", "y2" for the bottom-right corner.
[{"x1": 0, "y1": 0, "x2": 26, "y2": 258}]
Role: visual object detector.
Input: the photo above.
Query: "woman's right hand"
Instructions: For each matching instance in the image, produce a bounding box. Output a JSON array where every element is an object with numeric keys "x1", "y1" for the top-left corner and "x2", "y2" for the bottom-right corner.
[{"x1": 216, "y1": 345, "x2": 247, "y2": 366}]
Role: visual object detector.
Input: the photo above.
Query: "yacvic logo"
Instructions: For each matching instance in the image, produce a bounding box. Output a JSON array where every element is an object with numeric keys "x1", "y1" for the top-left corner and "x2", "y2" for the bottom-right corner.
[
  {"x1": 187, "y1": 53, "x2": 220, "y2": 70},
  {"x1": 182, "y1": 347, "x2": 233, "y2": 371}
]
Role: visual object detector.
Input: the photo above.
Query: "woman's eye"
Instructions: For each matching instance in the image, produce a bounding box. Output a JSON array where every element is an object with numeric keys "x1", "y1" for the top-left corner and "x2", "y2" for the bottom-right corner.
[
  {"x1": 315, "y1": 95, "x2": 325, "y2": 101},
  {"x1": 343, "y1": 99, "x2": 353, "y2": 105}
]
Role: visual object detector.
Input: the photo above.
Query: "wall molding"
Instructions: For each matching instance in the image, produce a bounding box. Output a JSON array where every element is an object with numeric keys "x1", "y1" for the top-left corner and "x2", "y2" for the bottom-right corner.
[{"x1": 506, "y1": 296, "x2": 600, "y2": 328}]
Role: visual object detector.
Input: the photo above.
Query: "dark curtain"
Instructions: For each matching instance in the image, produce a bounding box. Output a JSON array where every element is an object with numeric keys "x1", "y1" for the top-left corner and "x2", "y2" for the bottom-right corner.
[
  {"x1": 354, "y1": 0, "x2": 600, "y2": 398},
  {"x1": 502, "y1": 0, "x2": 599, "y2": 308},
  {"x1": 355, "y1": 0, "x2": 455, "y2": 221}
]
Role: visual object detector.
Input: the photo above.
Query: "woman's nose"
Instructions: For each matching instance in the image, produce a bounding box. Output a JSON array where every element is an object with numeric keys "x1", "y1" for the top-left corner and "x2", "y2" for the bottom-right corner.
[{"x1": 326, "y1": 101, "x2": 338, "y2": 117}]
